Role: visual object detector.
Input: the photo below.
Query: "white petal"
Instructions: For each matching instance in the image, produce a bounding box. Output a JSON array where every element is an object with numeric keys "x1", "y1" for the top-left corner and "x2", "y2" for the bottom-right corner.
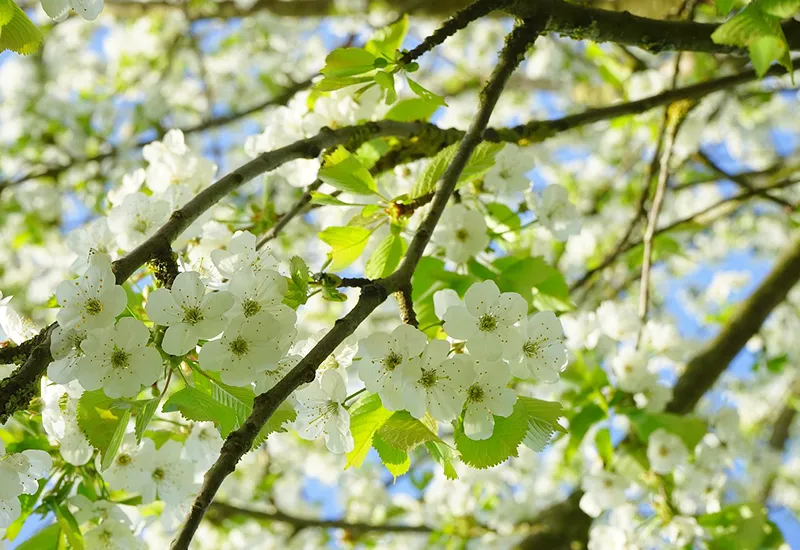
[
  {"x1": 442, "y1": 305, "x2": 477, "y2": 340},
  {"x1": 463, "y1": 404, "x2": 494, "y2": 440},
  {"x1": 464, "y1": 280, "x2": 500, "y2": 317},
  {"x1": 162, "y1": 324, "x2": 198, "y2": 356},
  {"x1": 171, "y1": 272, "x2": 205, "y2": 309}
]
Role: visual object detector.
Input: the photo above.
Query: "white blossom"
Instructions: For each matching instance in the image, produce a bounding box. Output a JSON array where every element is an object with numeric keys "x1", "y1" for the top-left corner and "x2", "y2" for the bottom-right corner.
[
  {"x1": 483, "y1": 144, "x2": 534, "y2": 195},
  {"x1": 443, "y1": 280, "x2": 526, "y2": 361},
  {"x1": 210, "y1": 231, "x2": 279, "y2": 279},
  {"x1": 227, "y1": 267, "x2": 289, "y2": 319},
  {"x1": 432, "y1": 204, "x2": 490, "y2": 263},
  {"x1": 526, "y1": 184, "x2": 580, "y2": 241},
  {"x1": 107, "y1": 192, "x2": 170, "y2": 251},
  {"x1": 76, "y1": 317, "x2": 162, "y2": 398},
  {"x1": 42, "y1": 0, "x2": 103, "y2": 22},
  {"x1": 55, "y1": 252, "x2": 127, "y2": 332},
  {"x1": 145, "y1": 271, "x2": 234, "y2": 356},
  {"x1": 647, "y1": 429, "x2": 689, "y2": 474},
  {"x1": 396, "y1": 340, "x2": 474, "y2": 422},
  {"x1": 507, "y1": 311, "x2": 568, "y2": 383},
  {"x1": 462, "y1": 358, "x2": 515, "y2": 440},
  {"x1": 356, "y1": 324, "x2": 427, "y2": 411},
  {"x1": 294, "y1": 369, "x2": 353, "y2": 453}
]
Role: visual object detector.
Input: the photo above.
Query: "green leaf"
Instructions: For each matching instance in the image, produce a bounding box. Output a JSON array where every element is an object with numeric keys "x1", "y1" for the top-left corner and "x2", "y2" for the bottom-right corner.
[
  {"x1": 101, "y1": 408, "x2": 131, "y2": 471},
  {"x1": 319, "y1": 147, "x2": 378, "y2": 196},
  {"x1": 757, "y1": 0, "x2": 800, "y2": 18},
  {"x1": 385, "y1": 98, "x2": 440, "y2": 122},
  {"x1": 425, "y1": 441, "x2": 459, "y2": 480},
  {"x1": 486, "y1": 203, "x2": 521, "y2": 233},
  {"x1": 134, "y1": 398, "x2": 161, "y2": 444},
  {"x1": 410, "y1": 142, "x2": 504, "y2": 199},
  {"x1": 595, "y1": 428, "x2": 614, "y2": 465},
  {"x1": 320, "y1": 48, "x2": 377, "y2": 78},
  {"x1": 76, "y1": 390, "x2": 131, "y2": 466},
  {"x1": 162, "y1": 386, "x2": 239, "y2": 437},
  {"x1": 16, "y1": 524, "x2": 60, "y2": 550},
  {"x1": 517, "y1": 396, "x2": 565, "y2": 452},
  {"x1": 714, "y1": 0, "x2": 735, "y2": 14},
  {"x1": 373, "y1": 434, "x2": 410, "y2": 477},
  {"x1": 376, "y1": 410, "x2": 442, "y2": 452},
  {"x1": 319, "y1": 226, "x2": 373, "y2": 270},
  {"x1": 454, "y1": 399, "x2": 529, "y2": 469},
  {"x1": 346, "y1": 393, "x2": 394, "y2": 468},
  {"x1": 406, "y1": 76, "x2": 447, "y2": 106},
  {"x1": 289, "y1": 256, "x2": 310, "y2": 295},
  {"x1": 316, "y1": 75, "x2": 375, "y2": 92},
  {"x1": 365, "y1": 232, "x2": 406, "y2": 279},
  {"x1": 374, "y1": 70, "x2": 397, "y2": 104},
  {"x1": 252, "y1": 400, "x2": 296, "y2": 449},
  {"x1": 51, "y1": 502, "x2": 84, "y2": 550},
  {"x1": 698, "y1": 503, "x2": 774, "y2": 550},
  {"x1": 565, "y1": 403, "x2": 606, "y2": 461},
  {"x1": 0, "y1": 0, "x2": 43, "y2": 55},
  {"x1": 309, "y1": 192, "x2": 358, "y2": 206},
  {"x1": 749, "y1": 34, "x2": 785, "y2": 76},
  {"x1": 195, "y1": 370, "x2": 255, "y2": 424},
  {"x1": 365, "y1": 14, "x2": 408, "y2": 59},
  {"x1": 626, "y1": 411, "x2": 707, "y2": 450},
  {"x1": 711, "y1": 4, "x2": 782, "y2": 47}
]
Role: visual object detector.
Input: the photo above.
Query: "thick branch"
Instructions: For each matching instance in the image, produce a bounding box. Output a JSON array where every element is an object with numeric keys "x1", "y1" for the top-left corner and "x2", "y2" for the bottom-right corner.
[
  {"x1": 394, "y1": 285, "x2": 419, "y2": 327},
  {"x1": 667, "y1": 239, "x2": 800, "y2": 414},
  {"x1": 207, "y1": 501, "x2": 431, "y2": 534},
  {"x1": 169, "y1": 19, "x2": 541, "y2": 550}
]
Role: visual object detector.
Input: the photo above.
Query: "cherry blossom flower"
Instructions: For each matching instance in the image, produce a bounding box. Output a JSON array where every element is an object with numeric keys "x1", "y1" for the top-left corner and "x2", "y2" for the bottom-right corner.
[
  {"x1": 145, "y1": 271, "x2": 234, "y2": 356},
  {"x1": 483, "y1": 144, "x2": 534, "y2": 195},
  {"x1": 48, "y1": 326, "x2": 87, "y2": 384},
  {"x1": 107, "y1": 192, "x2": 170, "y2": 251},
  {"x1": 199, "y1": 311, "x2": 290, "y2": 386},
  {"x1": 507, "y1": 311, "x2": 568, "y2": 383},
  {"x1": 647, "y1": 429, "x2": 689, "y2": 474},
  {"x1": 210, "y1": 231, "x2": 278, "y2": 279},
  {"x1": 55, "y1": 252, "x2": 127, "y2": 332},
  {"x1": 432, "y1": 204, "x2": 490, "y2": 264},
  {"x1": 397, "y1": 341, "x2": 475, "y2": 422},
  {"x1": 294, "y1": 369, "x2": 353, "y2": 454},
  {"x1": 76, "y1": 317, "x2": 162, "y2": 398},
  {"x1": 580, "y1": 470, "x2": 629, "y2": 518},
  {"x1": 136, "y1": 439, "x2": 197, "y2": 505},
  {"x1": 356, "y1": 324, "x2": 428, "y2": 411},
  {"x1": 526, "y1": 184, "x2": 580, "y2": 241},
  {"x1": 143, "y1": 130, "x2": 217, "y2": 194},
  {"x1": 442, "y1": 280, "x2": 526, "y2": 361},
  {"x1": 227, "y1": 267, "x2": 289, "y2": 320},
  {"x1": 42, "y1": 0, "x2": 103, "y2": 22},
  {"x1": 461, "y1": 358, "x2": 515, "y2": 440}
]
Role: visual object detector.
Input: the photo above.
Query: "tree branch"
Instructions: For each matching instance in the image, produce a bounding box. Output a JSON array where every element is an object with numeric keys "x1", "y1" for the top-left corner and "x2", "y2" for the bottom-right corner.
[
  {"x1": 394, "y1": 284, "x2": 419, "y2": 327},
  {"x1": 207, "y1": 501, "x2": 432, "y2": 534},
  {"x1": 169, "y1": 19, "x2": 542, "y2": 550}
]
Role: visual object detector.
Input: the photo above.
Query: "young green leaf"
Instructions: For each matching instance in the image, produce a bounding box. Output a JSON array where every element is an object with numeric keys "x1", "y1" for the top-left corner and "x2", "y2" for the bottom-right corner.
[
  {"x1": 364, "y1": 232, "x2": 406, "y2": 279},
  {"x1": 410, "y1": 141, "x2": 504, "y2": 199},
  {"x1": 51, "y1": 501, "x2": 84, "y2": 550},
  {"x1": 374, "y1": 70, "x2": 397, "y2": 104},
  {"x1": 454, "y1": 399, "x2": 529, "y2": 469},
  {"x1": 251, "y1": 400, "x2": 297, "y2": 449},
  {"x1": 376, "y1": 410, "x2": 442, "y2": 452},
  {"x1": 373, "y1": 434, "x2": 410, "y2": 477},
  {"x1": 101, "y1": 408, "x2": 131, "y2": 471},
  {"x1": 289, "y1": 256, "x2": 310, "y2": 295},
  {"x1": 319, "y1": 226, "x2": 373, "y2": 270},
  {"x1": 626, "y1": 411, "x2": 707, "y2": 450},
  {"x1": 425, "y1": 441, "x2": 459, "y2": 480},
  {"x1": 319, "y1": 147, "x2": 379, "y2": 196},
  {"x1": 0, "y1": 0, "x2": 43, "y2": 55},
  {"x1": 162, "y1": 386, "x2": 239, "y2": 437},
  {"x1": 16, "y1": 524, "x2": 61, "y2": 550},
  {"x1": 77, "y1": 390, "x2": 132, "y2": 466},
  {"x1": 134, "y1": 397, "x2": 161, "y2": 444},
  {"x1": 385, "y1": 97, "x2": 440, "y2": 122},
  {"x1": 518, "y1": 396, "x2": 565, "y2": 452},
  {"x1": 320, "y1": 48, "x2": 377, "y2": 78},
  {"x1": 757, "y1": 0, "x2": 800, "y2": 18},
  {"x1": 365, "y1": 14, "x2": 408, "y2": 59},
  {"x1": 346, "y1": 393, "x2": 393, "y2": 468},
  {"x1": 749, "y1": 34, "x2": 785, "y2": 76},
  {"x1": 406, "y1": 76, "x2": 447, "y2": 106},
  {"x1": 595, "y1": 428, "x2": 614, "y2": 466}
]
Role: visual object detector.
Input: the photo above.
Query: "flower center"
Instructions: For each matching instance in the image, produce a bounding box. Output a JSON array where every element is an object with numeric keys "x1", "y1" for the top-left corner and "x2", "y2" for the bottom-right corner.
[
  {"x1": 383, "y1": 351, "x2": 403, "y2": 371},
  {"x1": 478, "y1": 314, "x2": 497, "y2": 332},
  {"x1": 419, "y1": 369, "x2": 438, "y2": 388},
  {"x1": 229, "y1": 336, "x2": 249, "y2": 357},
  {"x1": 523, "y1": 339, "x2": 540, "y2": 358},
  {"x1": 85, "y1": 298, "x2": 104, "y2": 316},
  {"x1": 499, "y1": 169, "x2": 511, "y2": 179},
  {"x1": 242, "y1": 299, "x2": 261, "y2": 317},
  {"x1": 116, "y1": 453, "x2": 132, "y2": 466},
  {"x1": 466, "y1": 383, "x2": 484, "y2": 403},
  {"x1": 455, "y1": 228, "x2": 469, "y2": 242},
  {"x1": 658, "y1": 445, "x2": 669, "y2": 458},
  {"x1": 110, "y1": 348, "x2": 130, "y2": 369},
  {"x1": 183, "y1": 306, "x2": 204, "y2": 325},
  {"x1": 134, "y1": 216, "x2": 150, "y2": 234},
  {"x1": 152, "y1": 467, "x2": 165, "y2": 481}
]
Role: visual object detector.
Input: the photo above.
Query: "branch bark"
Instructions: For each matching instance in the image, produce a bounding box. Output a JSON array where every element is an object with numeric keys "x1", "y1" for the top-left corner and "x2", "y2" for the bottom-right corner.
[
  {"x1": 207, "y1": 501, "x2": 432, "y2": 534},
  {"x1": 169, "y1": 18, "x2": 543, "y2": 549}
]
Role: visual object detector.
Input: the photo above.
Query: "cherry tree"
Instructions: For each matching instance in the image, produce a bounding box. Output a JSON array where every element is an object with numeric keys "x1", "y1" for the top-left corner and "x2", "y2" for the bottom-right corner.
[{"x1": 0, "y1": 0, "x2": 799, "y2": 549}]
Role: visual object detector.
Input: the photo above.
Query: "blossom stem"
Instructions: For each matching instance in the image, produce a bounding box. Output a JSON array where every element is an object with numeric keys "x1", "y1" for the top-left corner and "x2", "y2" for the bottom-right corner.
[{"x1": 343, "y1": 388, "x2": 367, "y2": 407}]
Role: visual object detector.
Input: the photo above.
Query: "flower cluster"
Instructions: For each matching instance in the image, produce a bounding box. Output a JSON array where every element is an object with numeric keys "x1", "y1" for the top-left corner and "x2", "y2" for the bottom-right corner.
[{"x1": 0, "y1": 441, "x2": 52, "y2": 528}]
